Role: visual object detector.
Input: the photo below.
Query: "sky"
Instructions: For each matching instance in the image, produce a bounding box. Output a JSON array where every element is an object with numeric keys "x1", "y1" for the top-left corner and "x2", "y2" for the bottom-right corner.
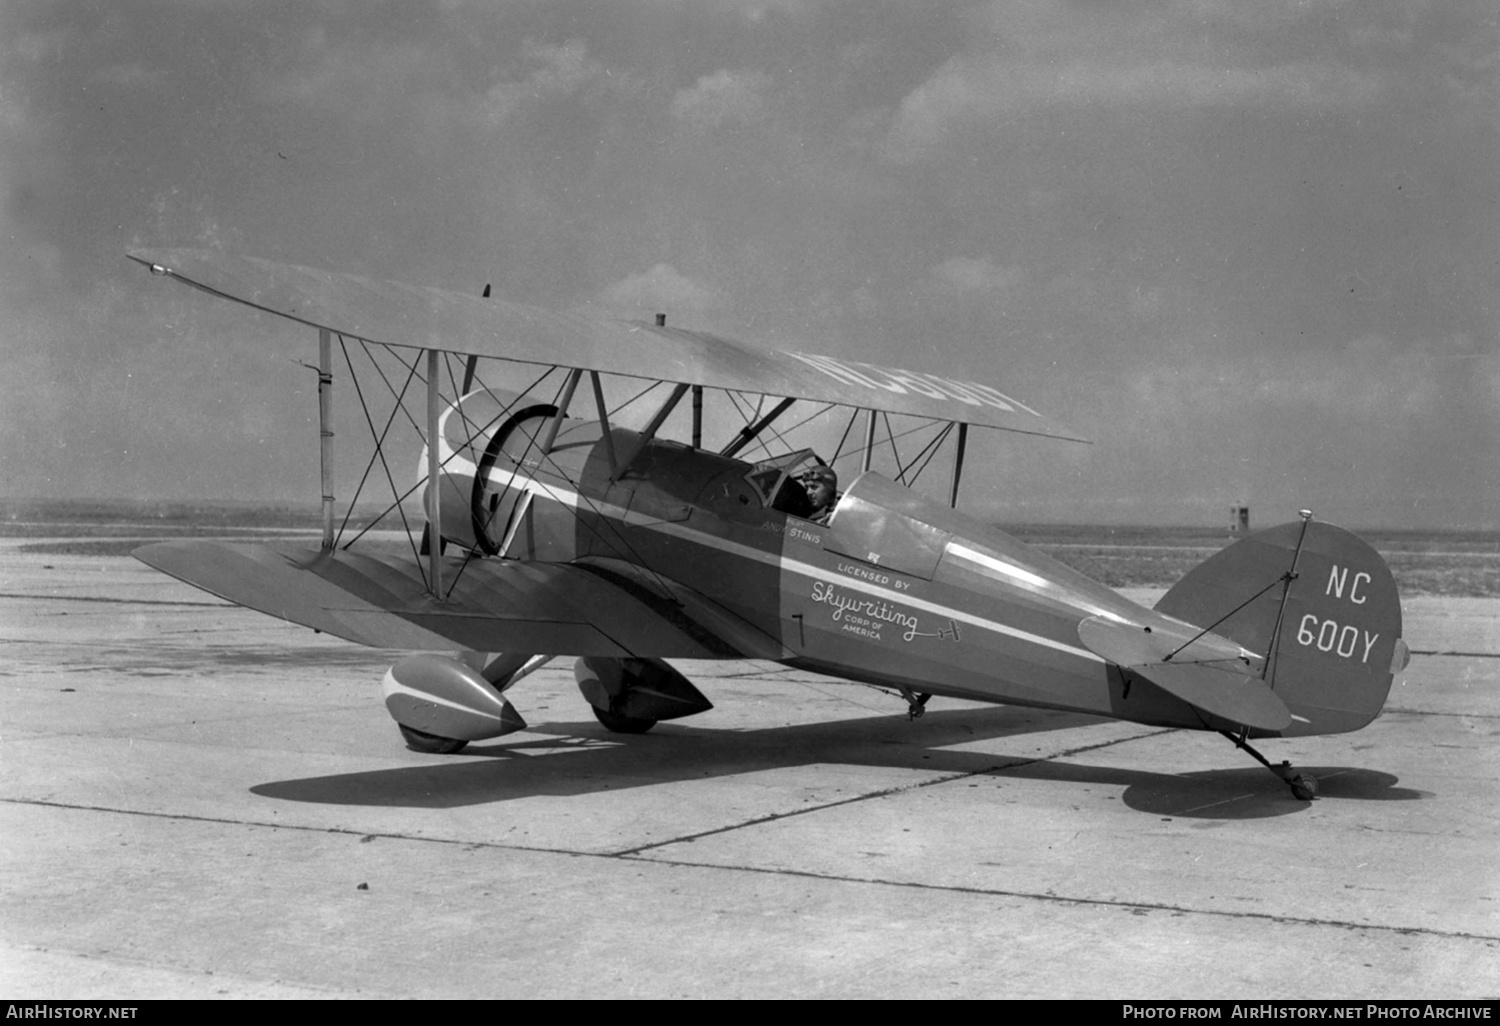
[{"x1": 3, "y1": 0, "x2": 1498, "y2": 528}]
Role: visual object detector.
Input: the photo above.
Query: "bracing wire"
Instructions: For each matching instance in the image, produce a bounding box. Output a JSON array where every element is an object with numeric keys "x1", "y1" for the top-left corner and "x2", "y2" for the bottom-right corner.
[
  {"x1": 898, "y1": 422, "x2": 954, "y2": 486},
  {"x1": 831, "y1": 408, "x2": 859, "y2": 468},
  {"x1": 393, "y1": 363, "x2": 681, "y2": 602},
  {"x1": 360, "y1": 344, "x2": 426, "y2": 437},
  {"x1": 336, "y1": 339, "x2": 428, "y2": 584},
  {"x1": 748, "y1": 399, "x2": 832, "y2": 462},
  {"x1": 324, "y1": 346, "x2": 679, "y2": 601},
  {"x1": 334, "y1": 335, "x2": 422, "y2": 545},
  {"x1": 522, "y1": 440, "x2": 685, "y2": 602},
  {"x1": 775, "y1": 402, "x2": 838, "y2": 441},
  {"x1": 831, "y1": 413, "x2": 942, "y2": 466},
  {"x1": 609, "y1": 379, "x2": 663, "y2": 419},
  {"x1": 443, "y1": 371, "x2": 577, "y2": 598},
  {"x1": 882, "y1": 412, "x2": 902, "y2": 474},
  {"x1": 723, "y1": 389, "x2": 813, "y2": 463},
  {"x1": 327, "y1": 337, "x2": 968, "y2": 605},
  {"x1": 333, "y1": 338, "x2": 384, "y2": 543},
  {"x1": 338, "y1": 342, "x2": 536, "y2": 555}
]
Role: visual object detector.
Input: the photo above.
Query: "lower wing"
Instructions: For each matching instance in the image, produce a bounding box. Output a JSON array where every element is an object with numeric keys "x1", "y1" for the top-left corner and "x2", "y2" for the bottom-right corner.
[{"x1": 135, "y1": 540, "x2": 787, "y2": 660}]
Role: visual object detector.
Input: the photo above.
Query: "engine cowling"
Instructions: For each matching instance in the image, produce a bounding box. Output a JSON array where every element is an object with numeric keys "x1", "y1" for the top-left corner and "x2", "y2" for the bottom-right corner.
[{"x1": 418, "y1": 391, "x2": 569, "y2": 557}]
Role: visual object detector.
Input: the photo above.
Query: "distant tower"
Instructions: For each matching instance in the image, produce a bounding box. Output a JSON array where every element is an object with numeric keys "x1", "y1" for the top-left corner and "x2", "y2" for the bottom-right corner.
[{"x1": 1229, "y1": 505, "x2": 1250, "y2": 536}]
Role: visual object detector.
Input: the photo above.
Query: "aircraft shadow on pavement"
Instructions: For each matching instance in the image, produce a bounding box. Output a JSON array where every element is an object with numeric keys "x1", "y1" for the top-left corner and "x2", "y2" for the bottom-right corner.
[
  {"x1": 1000, "y1": 761, "x2": 1425, "y2": 820},
  {"x1": 251, "y1": 705, "x2": 1426, "y2": 819}
]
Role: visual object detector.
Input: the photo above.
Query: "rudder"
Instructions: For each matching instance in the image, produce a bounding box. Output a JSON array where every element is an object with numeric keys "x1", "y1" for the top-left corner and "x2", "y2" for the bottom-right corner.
[{"x1": 1155, "y1": 519, "x2": 1408, "y2": 736}]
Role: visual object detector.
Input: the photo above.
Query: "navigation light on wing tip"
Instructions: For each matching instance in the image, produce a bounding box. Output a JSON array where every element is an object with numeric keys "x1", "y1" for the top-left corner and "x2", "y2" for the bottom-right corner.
[{"x1": 149, "y1": 263, "x2": 168, "y2": 276}]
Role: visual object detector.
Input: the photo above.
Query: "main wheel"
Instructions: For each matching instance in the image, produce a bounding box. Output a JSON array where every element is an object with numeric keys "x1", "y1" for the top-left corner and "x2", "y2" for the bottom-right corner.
[
  {"x1": 591, "y1": 706, "x2": 657, "y2": 734},
  {"x1": 398, "y1": 724, "x2": 469, "y2": 754},
  {"x1": 1288, "y1": 773, "x2": 1318, "y2": 801}
]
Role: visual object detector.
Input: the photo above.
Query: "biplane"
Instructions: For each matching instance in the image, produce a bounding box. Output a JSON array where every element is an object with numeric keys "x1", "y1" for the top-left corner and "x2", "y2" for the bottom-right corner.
[{"x1": 129, "y1": 249, "x2": 1409, "y2": 800}]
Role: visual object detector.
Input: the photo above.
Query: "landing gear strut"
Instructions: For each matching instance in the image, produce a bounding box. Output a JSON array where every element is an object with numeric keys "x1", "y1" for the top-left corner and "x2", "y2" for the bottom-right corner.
[
  {"x1": 899, "y1": 687, "x2": 932, "y2": 720},
  {"x1": 1221, "y1": 729, "x2": 1318, "y2": 800}
]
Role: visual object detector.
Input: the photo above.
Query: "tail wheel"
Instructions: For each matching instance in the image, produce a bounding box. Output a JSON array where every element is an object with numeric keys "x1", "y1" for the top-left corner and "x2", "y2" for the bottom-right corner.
[
  {"x1": 398, "y1": 724, "x2": 469, "y2": 755},
  {"x1": 591, "y1": 706, "x2": 657, "y2": 734}
]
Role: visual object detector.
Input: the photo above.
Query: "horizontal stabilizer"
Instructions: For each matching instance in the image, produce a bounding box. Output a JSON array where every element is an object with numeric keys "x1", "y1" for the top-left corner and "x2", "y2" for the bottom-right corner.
[
  {"x1": 1116, "y1": 659, "x2": 1291, "y2": 732},
  {"x1": 1154, "y1": 519, "x2": 1405, "y2": 736},
  {"x1": 134, "y1": 540, "x2": 783, "y2": 659},
  {"x1": 1078, "y1": 615, "x2": 1291, "y2": 731}
]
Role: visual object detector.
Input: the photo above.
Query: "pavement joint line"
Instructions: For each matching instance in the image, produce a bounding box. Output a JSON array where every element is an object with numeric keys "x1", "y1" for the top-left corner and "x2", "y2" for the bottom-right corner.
[
  {"x1": 0, "y1": 796, "x2": 592, "y2": 857},
  {"x1": 1176, "y1": 792, "x2": 1258, "y2": 815},
  {"x1": 616, "y1": 853, "x2": 1500, "y2": 945},
  {"x1": 0, "y1": 592, "x2": 230, "y2": 608},
  {"x1": 2, "y1": 941, "x2": 357, "y2": 999},
  {"x1": 608, "y1": 778, "x2": 987, "y2": 857},
  {"x1": 608, "y1": 726, "x2": 1178, "y2": 856},
  {"x1": 1383, "y1": 707, "x2": 1500, "y2": 720},
  {"x1": 0, "y1": 695, "x2": 388, "y2": 736},
  {"x1": 7, "y1": 795, "x2": 1497, "y2": 947},
  {"x1": 1410, "y1": 650, "x2": 1500, "y2": 659}
]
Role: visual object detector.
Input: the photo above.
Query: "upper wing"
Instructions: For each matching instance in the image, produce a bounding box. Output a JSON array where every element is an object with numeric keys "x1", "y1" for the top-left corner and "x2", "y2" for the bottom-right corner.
[
  {"x1": 135, "y1": 540, "x2": 790, "y2": 660},
  {"x1": 128, "y1": 248, "x2": 1086, "y2": 441}
]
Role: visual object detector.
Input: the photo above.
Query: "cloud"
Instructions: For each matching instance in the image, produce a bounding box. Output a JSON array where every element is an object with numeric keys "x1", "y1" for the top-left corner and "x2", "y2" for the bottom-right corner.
[
  {"x1": 481, "y1": 38, "x2": 608, "y2": 125},
  {"x1": 7, "y1": 21, "x2": 72, "y2": 64},
  {"x1": 1116, "y1": 339, "x2": 1496, "y2": 440},
  {"x1": 259, "y1": 32, "x2": 609, "y2": 132},
  {"x1": 89, "y1": 63, "x2": 167, "y2": 88},
  {"x1": 3, "y1": 0, "x2": 1495, "y2": 525},
  {"x1": 929, "y1": 256, "x2": 1028, "y2": 296},
  {"x1": 599, "y1": 264, "x2": 721, "y2": 313},
  {"x1": 882, "y1": 56, "x2": 1383, "y2": 161},
  {"x1": 0, "y1": 67, "x2": 68, "y2": 304},
  {"x1": 670, "y1": 69, "x2": 773, "y2": 129},
  {"x1": 872, "y1": 0, "x2": 1445, "y2": 163},
  {"x1": 645, "y1": 0, "x2": 811, "y2": 23},
  {"x1": 258, "y1": 36, "x2": 453, "y2": 125}
]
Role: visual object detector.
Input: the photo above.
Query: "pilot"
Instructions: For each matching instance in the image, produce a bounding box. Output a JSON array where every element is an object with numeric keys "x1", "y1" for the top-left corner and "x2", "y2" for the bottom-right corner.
[{"x1": 801, "y1": 465, "x2": 840, "y2": 525}]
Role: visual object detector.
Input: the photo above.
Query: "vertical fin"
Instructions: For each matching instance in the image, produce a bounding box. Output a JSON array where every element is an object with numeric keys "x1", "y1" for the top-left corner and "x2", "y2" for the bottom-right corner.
[{"x1": 1155, "y1": 521, "x2": 1406, "y2": 735}]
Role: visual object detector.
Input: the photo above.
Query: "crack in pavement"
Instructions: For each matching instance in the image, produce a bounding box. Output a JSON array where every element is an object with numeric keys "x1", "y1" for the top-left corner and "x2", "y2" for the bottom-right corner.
[
  {"x1": 1382, "y1": 707, "x2": 1500, "y2": 719},
  {"x1": 0, "y1": 592, "x2": 229, "y2": 608},
  {"x1": 5, "y1": 795, "x2": 1495, "y2": 946},
  {"x1": 617, "y1": 854, "x2": 1500, "y2": 944},
  {"x1": 609, "y1": 726, "x2": 1176, "y2": 856}
]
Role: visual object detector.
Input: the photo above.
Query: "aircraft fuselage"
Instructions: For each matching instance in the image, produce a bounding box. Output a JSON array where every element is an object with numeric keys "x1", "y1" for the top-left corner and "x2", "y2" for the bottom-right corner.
[{"x1": 441, "y1": 409, "x2": 1213, "y2": 732}]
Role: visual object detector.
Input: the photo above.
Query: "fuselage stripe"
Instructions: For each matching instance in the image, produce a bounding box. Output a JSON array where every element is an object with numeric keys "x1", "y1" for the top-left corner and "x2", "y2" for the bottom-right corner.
[
  {"x1": 944, "y1": 542, "x2": 1132, "y2": 626},
  {"x1": 438, "y1": 444, "x2": 1105, "y2": 664}
]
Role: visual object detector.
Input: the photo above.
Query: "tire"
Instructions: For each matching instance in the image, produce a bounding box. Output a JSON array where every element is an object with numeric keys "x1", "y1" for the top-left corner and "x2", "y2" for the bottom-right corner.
[
  {"x1": 398, "y1": 724, "x2": 469, "y2": 754},
  {"x1": 591, "y1": 706, "x2": 657, "y2": 734}
]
